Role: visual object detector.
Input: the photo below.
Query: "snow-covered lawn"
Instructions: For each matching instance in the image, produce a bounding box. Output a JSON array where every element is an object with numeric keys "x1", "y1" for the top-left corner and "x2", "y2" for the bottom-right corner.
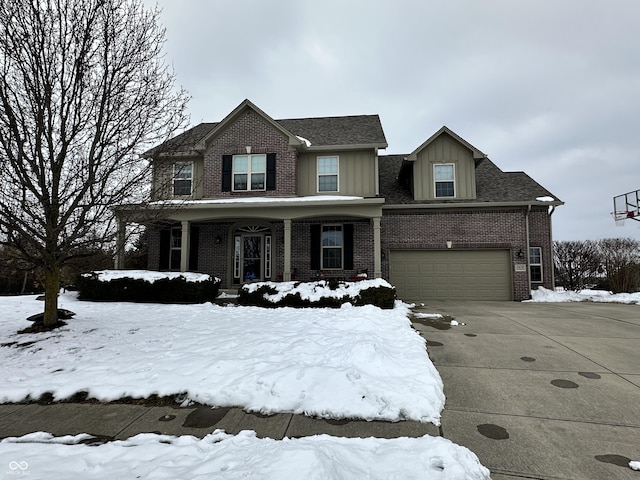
[
  {"x1": 0, "y1": 293, "x2": 443, "y2": 423},
  {"x1": 0, "y1": 291, "x2": 494, "y2": 479}
]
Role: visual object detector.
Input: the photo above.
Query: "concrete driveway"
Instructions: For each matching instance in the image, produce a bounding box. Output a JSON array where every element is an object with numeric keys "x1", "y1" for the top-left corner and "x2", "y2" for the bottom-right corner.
[{"x1": 411, "y1": 300, "x2": 640, "y2": 480}]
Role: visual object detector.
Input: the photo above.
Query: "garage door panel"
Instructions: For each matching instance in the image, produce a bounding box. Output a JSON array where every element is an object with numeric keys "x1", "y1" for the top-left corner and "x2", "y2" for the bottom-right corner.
[{"x1": 390, "y1": 250, "x2": 512, "y2": 301}]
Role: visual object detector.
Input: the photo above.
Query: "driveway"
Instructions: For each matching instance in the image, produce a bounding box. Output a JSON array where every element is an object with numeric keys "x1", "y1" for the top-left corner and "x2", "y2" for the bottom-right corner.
[{"x1": 410, "y1": 300, "x2": 640, "y2": 480}]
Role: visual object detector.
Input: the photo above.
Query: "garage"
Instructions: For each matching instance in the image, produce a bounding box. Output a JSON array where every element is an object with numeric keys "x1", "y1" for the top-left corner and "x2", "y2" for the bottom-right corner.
[{"x1": 389, "y1": 250, "x2": 512, "y2": 301}]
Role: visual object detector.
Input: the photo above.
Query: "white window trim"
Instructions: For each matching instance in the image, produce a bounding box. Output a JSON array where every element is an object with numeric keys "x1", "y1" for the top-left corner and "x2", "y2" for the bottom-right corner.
[
  {"x1": 433, "y1": 163, "x2": 456, "y2": 198},
  {"x1": 232, "y1": 154, "x2": 266, "y2": 192},
  {"x1": 172, "y1": 161, "x2": 193, "y2": 197},
  {"x1": 529, "y1": 246, "x2": 543, "y2": 283},
  {"x1": 321, "y1": 224, "x2": 343, "y2": 270},
  {"x1": 317, "y1": 156, "x2": 339, "y2": 193}
]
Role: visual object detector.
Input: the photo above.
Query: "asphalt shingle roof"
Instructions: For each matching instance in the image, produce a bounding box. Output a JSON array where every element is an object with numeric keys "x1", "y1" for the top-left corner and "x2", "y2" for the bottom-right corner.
[
  {"x1": 378, "y1": 155, "x2": 561, "y2": 205},
  {"x1": 146, "y1": 114, "x2": 387, "y2": 156}
]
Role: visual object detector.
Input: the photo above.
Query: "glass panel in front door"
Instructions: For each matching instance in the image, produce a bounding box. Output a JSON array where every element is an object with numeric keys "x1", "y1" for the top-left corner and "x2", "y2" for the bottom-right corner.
[{"x1": 243, "y1": 236, "x2": 262, "y2": 281}]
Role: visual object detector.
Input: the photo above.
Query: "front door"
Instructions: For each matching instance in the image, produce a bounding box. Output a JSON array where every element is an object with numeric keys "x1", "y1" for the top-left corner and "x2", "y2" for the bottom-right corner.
[{"x1": 242, "y1": 235, "x2": 262, "y2": 282}]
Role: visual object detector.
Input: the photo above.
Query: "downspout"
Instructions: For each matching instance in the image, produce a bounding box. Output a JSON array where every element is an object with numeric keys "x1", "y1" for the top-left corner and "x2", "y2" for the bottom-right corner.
[
  {"x1": 374, "y1": 148, "x2": 380, "y2": 196},
  {"x1": 525, "y1": 204, "x2": 532, "y2": 299}
]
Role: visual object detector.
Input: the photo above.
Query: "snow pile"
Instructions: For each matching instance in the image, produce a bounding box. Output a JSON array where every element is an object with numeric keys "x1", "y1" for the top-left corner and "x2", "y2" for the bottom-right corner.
[
  {"x1": 243, "y1": 278, "x2": 392, "y2": 303},
  {"x1": 83, "y1": 269, "x2": 216, "y2": 284},
  {"x1": 413, "y1": 312, "x2": 443, "y2": 319},
  {"x1": 0, "y1": 293, "x2": 443, "y2": 423},
  {"x1": 295, "y1": 135, "x2": 312, "y2": 147},
  {"x1": 527, "y1": 287, "x2": 640, "y2": 304},
  {"x1": 0, "y1": 430, "x2": 490, "y2": 480},
  {"x1": 153, "y1": 195, "x2": 366, "y2": 205},
  {"x1": 536, "y1": 196, "x2": 555, "y2": 202},
  {"x1": 630, "y1": 460, "x2": 640, "y2": 471}
]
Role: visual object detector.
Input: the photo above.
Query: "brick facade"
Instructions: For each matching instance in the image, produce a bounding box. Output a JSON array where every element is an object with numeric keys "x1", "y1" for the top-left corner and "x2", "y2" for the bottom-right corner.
[
  {"x1": 380, "y1": 207, "x2": 554, "y2": 301},
  {"x1": 203, "y1": 110, "x2": 297, "y2": 198}
]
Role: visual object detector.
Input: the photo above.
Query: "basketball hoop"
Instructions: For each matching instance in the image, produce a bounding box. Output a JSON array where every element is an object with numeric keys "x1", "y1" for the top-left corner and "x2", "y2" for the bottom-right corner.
[{"x1": 612, "y1": 189, "x2": 640, "y2": 226}]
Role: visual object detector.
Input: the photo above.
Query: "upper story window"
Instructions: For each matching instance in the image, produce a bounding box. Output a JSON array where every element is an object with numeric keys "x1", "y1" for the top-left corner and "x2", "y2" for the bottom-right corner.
[
  {"x1": 434, "y1": 164, "x2": 455, "y2": 198},
  {"x1": 173, "y1": 162, "x2": 193, "y2": 196},
  {"x1": 318, "y1": 156, "x2": 339, "y2": 192},
  {"x1": 233, "y1": 154, "x2": 266, "y2": 191},
  {"x1": 529, "y1": 247, "x2": 543, "y2": 283}
]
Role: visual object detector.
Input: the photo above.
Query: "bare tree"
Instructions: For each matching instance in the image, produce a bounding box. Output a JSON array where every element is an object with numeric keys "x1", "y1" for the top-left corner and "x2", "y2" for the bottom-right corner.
[
  {"x1": 0, "y1": 0, "x2": 189, "y2": 327},
  {"x1": 553, "y1": 240, "x2": 600, "y2": 291},
  {"x1": 598, "y1": 238, "x2": 640, "y2": 293}
]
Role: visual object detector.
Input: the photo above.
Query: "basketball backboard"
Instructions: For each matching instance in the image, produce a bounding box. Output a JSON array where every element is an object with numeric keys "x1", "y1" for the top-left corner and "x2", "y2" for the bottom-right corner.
[{"x1": 612, "y1": 189, "x2": 640, "y2": 225}]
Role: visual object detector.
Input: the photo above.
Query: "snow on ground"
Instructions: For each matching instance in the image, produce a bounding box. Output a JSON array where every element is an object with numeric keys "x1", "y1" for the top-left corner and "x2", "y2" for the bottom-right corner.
[
  {"x1": 630, "y1": 460, "x2": 640, "y2": 471},
  {"x1": 0, "y1": 293, "x2": 443, "y2": 424},
  {"x1": 526, "y1": 287, "x2": 640, "y2": 304},
  {"x1": 0, "y1": 430, "x2": 490, "y2": 480}
]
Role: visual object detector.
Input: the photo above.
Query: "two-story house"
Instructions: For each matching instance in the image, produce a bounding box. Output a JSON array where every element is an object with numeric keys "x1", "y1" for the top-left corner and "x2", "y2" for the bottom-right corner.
[{"x1": 116, "y1": 99, "x2": 562, "y2": 301}]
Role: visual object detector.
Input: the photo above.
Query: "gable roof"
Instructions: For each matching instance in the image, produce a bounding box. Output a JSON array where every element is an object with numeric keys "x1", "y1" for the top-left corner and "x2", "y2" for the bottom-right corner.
[
  {"x1": 144, "y1": 100, "x2": 387, "y2": 157},
  {"x1": 406, "y1": 126, "x2": 486, "y2": 161},
  {"x1": 379, "y1": 155, "x2": 563, "y2": 206}
]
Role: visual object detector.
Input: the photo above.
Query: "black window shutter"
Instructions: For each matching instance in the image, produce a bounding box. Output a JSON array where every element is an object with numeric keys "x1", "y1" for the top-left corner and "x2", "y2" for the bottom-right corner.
[
  {"x1": 343, "y1": 224, "x2": 354, "y2": 270},
  {"x1": 159, "y1": 229, "x2": 170, "y2": 270},
  {"x1": 266, "y1": 153, "x2": 276, "y2": 190},
  {"x1": 188, "y1": 226, "x2": 199, "y2": 271},
  {"x1": 221, "y1": 155, "x2": 232, "y2": 192},
  {"x1": 310, "y1": 224, "x2": 321, "y2": 270}
]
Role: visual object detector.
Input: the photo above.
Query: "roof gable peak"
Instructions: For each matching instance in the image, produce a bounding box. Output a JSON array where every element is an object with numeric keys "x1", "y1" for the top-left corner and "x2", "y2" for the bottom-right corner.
[
  {"x1": 194, "y1": 99, "x2": 304, "y2": 150},
  {"x1": 407, "y1": 126, "x2": 487, "y2": 161}
]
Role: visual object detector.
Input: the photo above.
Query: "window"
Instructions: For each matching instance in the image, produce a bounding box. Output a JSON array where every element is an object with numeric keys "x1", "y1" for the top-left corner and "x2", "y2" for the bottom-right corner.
[
  {"x1": 321, "y1": 225, "x2": 343, "y2": 269},
  {"x1": 529, "y1": 247, "x2": 543, "y2": 283},
  {"x1": 434, "y1": 164, "x2": 455, "y2": 198},
  {"x1": 173, "y1": 162, "x2": 193, "y2": 196},
  {"x1": 233, "y1": 154, "x2": 266, "y2": 191},
  {"x1": 318, "y1": 156, "x2": 339, "y2": 192},
  {"x1": 170, "y1": 227, "x2": 182, "y2": 270}
]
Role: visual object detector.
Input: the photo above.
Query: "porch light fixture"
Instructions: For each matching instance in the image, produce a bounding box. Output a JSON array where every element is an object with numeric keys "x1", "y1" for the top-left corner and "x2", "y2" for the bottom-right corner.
[
  {"x1": 517, "y1": 249, "x2": 524, "y2": 258},
  {"x1": 245, "y1": 146, "x2": 252, "y2": 154},
  {"x1": 446, "y1": 241, "x2": 452, "y2": 249},
  {"x1": 215, "y1": 236, "x2": 222, "y2": 245}
]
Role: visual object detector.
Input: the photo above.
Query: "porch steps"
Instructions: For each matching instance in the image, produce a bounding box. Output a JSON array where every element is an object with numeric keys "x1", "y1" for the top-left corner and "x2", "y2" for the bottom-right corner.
[{"x1": 214, "y1": 289, "x2": 240, "y2": 305}]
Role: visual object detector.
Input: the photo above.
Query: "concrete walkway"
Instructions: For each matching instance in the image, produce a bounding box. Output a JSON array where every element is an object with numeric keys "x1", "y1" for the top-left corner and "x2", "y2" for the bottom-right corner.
[
  {"x1": 1, "y1": 301, "x2": 639, "y2": 480},
  {"x1": 411, "y1": 300, "x2": 640, "y2": 480}
]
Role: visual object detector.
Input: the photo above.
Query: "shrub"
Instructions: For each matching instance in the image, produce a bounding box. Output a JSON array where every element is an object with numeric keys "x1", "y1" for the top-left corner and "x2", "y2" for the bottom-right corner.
[
  {"x1": 238, "y1": 280, "x2": 396, "y2": 309},
  {"x1": 77, "y1": 273, "x2": 220, "y2": 303}
]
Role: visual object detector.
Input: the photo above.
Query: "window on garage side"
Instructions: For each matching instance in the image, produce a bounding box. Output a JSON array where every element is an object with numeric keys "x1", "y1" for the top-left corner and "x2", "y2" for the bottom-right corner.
[
  {"x1": 434, "y1": 164, "x2": 455, "y2": 198},
  {"x1": 529, "y1": 247, "x2": 543, "y2": 282}
]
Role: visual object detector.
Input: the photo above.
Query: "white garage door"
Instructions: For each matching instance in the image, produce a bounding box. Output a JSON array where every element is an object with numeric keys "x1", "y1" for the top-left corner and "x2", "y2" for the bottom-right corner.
[{"x1": 389, "y1": 250, "x2": 512, "y2": 301}]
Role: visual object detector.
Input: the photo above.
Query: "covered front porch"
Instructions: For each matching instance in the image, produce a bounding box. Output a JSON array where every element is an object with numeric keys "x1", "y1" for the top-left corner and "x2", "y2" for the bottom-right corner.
[{"x1": 116, "y1": 196, "x2": 385, "y2": 288}]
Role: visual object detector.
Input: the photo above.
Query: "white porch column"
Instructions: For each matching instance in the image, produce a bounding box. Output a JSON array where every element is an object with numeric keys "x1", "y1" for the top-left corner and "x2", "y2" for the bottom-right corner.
[
  {"x1": 180, "y1": 220, "x2": 190, "y2": 272},
  {"x1": 283, "y1": 219, "x2": 292, "y2": 281},
  {"x1": 373, "y1": 216, "x2": 382, "y2": 278},
  {"x1": 114, "y1": 216, "x2": 126, "y2": 270}
]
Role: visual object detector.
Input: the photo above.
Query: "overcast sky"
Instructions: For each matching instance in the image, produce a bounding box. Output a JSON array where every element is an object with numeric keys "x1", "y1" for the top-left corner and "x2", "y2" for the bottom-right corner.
[{"x1": 146, "y1": 0, "x2": 640, "y2": 241}]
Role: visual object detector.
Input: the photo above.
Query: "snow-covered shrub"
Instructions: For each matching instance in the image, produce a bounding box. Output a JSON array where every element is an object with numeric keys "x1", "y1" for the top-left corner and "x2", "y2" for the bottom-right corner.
[
  {"x1": 77, "y1": 270, "x2": 220, "y2": 304},
  {"x1": 238, "y1": 279, "x2": 395, "y2": 309}
]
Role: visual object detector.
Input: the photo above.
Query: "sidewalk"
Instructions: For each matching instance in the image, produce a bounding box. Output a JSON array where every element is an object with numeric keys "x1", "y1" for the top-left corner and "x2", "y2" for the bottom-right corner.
[{"x1": 0, "y1": 402, "x2": 438, "y2": 443}]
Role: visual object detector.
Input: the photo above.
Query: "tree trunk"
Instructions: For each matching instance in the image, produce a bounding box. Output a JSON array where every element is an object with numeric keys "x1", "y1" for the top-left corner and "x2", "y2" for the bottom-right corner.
[{"x1": 43, "y1": 265, "x2": 60, "y2": 327}]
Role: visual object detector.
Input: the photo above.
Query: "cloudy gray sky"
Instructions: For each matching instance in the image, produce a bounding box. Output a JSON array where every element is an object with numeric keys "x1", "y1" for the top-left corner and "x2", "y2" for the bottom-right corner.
[{"x1": 147, "y1": 0, "x2": 640, "y2": 241}]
